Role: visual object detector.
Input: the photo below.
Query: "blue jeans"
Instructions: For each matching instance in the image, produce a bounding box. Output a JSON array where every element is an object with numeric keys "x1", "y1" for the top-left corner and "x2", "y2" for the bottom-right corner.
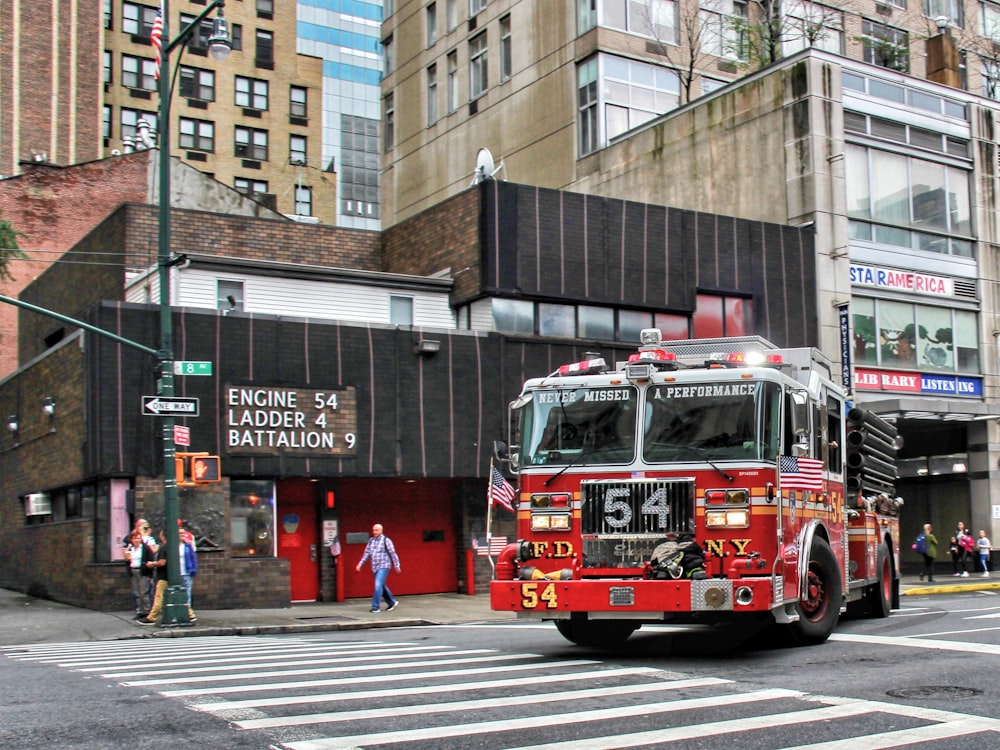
[{"x1": 371, "y1": 567, "x2": 396, "y2": 610}]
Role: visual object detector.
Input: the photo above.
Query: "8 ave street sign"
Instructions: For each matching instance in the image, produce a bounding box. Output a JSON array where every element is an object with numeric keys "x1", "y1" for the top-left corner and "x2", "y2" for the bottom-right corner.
[{"x1": 142, "y1": 396, "x2": 200, "y2": 417}]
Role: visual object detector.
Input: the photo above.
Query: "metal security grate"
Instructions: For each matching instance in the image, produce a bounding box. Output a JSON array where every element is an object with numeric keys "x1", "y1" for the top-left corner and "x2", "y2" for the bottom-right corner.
[{"x1": 579, "y1": 478, "x2": 695, "y2": 536}]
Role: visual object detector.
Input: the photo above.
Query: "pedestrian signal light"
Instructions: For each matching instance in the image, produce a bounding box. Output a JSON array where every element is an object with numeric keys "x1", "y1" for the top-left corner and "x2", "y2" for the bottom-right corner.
[{"x1": 176, "y1": 452, "x2": 222, "y2": 485}]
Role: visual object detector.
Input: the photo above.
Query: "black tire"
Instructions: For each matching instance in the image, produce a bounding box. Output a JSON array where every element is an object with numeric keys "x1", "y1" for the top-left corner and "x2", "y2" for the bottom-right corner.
[
  {"x1": 554, "y1": 617, "x2": 638, "y2": 648},
  {"x1": 865, "y1": 542, "x2": 892, "y2": 618},
  {"x1": 787, "y1": 537, "x2": 842, "y2": 645}
]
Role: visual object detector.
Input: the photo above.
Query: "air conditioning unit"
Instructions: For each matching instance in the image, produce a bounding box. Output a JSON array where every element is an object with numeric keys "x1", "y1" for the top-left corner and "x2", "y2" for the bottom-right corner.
[
  {"x1": 25, "y1": 493, "x2": 51, "y2": 516},
  {"x1": 284, "y1": 214, "x2": 320, "y2": 224}
]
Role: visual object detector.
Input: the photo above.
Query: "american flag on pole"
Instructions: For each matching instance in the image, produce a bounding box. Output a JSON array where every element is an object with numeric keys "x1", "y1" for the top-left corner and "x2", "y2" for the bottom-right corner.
[
  {"x1": 779, "y1": 455, "x2": 824, "y2": 492},
  {"x1": 151, "y1": 3, "x2": 164, "y2": 81},
  {"x1": 489, "y1": 466, "x2": 516, "y2": 513},
  {"x1": 475, "y1": 536, "x2": 508, "y2": 556}
]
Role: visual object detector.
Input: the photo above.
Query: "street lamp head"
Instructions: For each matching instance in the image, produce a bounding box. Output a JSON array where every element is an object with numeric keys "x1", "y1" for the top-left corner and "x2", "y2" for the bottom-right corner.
[{"x1": 208, "y1": 13, "x2": 232, "y2": 61}]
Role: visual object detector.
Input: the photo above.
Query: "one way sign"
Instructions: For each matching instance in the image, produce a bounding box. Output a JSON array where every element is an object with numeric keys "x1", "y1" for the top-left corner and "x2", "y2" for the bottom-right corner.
[{"x1": 142, "y1": 396, "x2": 200, "y2": 417}]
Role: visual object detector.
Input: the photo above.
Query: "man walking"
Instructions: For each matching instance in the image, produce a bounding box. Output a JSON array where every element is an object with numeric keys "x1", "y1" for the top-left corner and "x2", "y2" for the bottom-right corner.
[{"x1": 356, "y1": 523, "x2": 401, "y2": 613}]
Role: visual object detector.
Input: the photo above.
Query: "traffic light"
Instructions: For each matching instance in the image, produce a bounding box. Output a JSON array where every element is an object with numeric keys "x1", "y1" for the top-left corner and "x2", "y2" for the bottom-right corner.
[{"x1": 175, "y1": 453, "x2": 222, "y2": 486}]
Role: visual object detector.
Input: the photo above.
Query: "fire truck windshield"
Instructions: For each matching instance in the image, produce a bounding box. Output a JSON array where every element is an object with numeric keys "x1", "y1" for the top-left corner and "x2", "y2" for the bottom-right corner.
[
  {"x1": 521, "y1": 386, "x2": 637, "y2": 465},
  {"x1": 642, "y1": 380, "x2": 780, "y2": 463}
]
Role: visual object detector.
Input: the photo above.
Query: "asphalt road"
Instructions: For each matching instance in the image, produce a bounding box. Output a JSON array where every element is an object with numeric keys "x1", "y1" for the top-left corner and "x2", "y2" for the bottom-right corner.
[{"x1": 3, "y1": 589, "x2": 999, "y2": 749}]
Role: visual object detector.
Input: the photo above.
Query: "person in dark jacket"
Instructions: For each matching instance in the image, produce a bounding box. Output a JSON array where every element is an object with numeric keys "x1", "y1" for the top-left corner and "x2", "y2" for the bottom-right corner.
[
  {"x1": 123, "y1": 530, "x2": 153, "y2": 618},
  {"x1": 919, "y1": 523, "x2": 938, "y2": 582}
]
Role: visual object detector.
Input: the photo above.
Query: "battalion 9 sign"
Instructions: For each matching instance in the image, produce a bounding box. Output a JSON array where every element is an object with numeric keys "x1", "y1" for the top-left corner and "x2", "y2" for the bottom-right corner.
[{"x1": 225, "y1": 385, "x2": 357, "y2": 456}]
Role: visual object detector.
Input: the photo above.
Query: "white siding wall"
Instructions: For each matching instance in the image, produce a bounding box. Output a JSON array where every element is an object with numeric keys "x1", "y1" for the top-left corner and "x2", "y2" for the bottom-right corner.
[
  {"x1": 469, "y1": 298, "x2": 495, "y2": 331},
  {"x1": 153, "y1": 268, "x2": 456, "y2": 328}
]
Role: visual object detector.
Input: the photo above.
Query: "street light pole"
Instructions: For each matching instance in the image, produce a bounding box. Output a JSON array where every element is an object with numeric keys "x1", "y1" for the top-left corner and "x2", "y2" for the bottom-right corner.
[{"x1": 156, "y1": 0, "x2": 230, "y2": 626}]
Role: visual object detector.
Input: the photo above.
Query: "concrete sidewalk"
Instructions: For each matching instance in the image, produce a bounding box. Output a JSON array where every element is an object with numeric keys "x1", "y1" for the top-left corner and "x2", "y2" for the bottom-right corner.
[{"x1": 1, "y1": 576, "x2": 995, "y2": 646}]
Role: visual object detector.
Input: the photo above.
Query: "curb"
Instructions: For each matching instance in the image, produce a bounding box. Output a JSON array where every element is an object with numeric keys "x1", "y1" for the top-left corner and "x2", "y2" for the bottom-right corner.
[
  {"x1": 144, "y1": 617, "x2": 435, "y2": 638},
  {"x1": 902, "y1": 580, "x2": 1000, "y2": 596}
]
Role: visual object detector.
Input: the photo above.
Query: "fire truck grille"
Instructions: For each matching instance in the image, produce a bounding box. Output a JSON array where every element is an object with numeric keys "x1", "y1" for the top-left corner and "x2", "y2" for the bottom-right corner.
[{"x1": 579, "y1": 478, "x2": 696, "y2": 569}]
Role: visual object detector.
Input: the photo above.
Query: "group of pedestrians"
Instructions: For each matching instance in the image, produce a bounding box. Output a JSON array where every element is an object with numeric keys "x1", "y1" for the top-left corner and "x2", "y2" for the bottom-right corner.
[
  {"x1": 123, "y1": 518, "x2": 198, "y2": 625},
  {"x1": 916, "y1": 521, "x2": 991, "y2": 582}
]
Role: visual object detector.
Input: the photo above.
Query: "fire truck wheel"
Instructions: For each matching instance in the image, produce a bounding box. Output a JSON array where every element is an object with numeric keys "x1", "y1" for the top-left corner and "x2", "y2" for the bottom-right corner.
[
  {"x1": 554, "y1": 617, "x2": 638, "y2": 648},
  {"x1": 865, "y1": 542, "x2": 892, "y2": 618},
  {"x1": 788, "y1": 537, "x2": 842, "y2": 645}
]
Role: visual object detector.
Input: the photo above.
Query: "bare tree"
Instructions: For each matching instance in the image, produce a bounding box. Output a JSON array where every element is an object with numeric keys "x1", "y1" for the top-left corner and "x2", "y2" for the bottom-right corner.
[
  {"x1": 729, "y1": 0, "x2": 849, "y2": 71},
  {"x1": 636, "y1": 0, "x2": 712, "y2": 104}
]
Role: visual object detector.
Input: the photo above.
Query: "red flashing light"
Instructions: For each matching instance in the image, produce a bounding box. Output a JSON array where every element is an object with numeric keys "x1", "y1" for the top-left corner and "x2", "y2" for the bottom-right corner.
[
  {"x1": 326, "y1": 490, "x2": 335, "y2": 509},
  {"x1": 705, "y1": 489, "x2": 729, "y2": 505},
  {"x1": 724, "y1": 352, "x2": 785, "y2": 366},
  {"x1": 557, "y1": 357, "x2": 606, "y2": 375},
  {"x1": 627, "y1": 349, "x2": 677, "y2": 363}
]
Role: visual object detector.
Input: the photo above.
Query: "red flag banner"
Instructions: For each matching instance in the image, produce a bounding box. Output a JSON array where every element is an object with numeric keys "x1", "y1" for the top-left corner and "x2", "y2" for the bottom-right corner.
[
  {"x1": 779, "y1": 455, "x2": 823, "y2": 492},
  {"x1": 151, "y1": 3, "x2": 164, "y2": 81},
  {"x1": 489, "y1": 466, "x2": 516, "y2": 513}
]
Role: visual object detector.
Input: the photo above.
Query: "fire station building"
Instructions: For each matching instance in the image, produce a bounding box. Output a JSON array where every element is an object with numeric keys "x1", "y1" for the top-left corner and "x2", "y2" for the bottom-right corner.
[{"x1": 0, "y1": 178, "x2": 817, "y2": 609}]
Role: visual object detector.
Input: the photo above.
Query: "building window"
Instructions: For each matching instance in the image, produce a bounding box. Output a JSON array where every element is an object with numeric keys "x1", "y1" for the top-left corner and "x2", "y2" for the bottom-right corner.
[
  {"x1": 470, "y1": 32, "x2": 488, "y2": 99},
  {"x1": 924, "y1": 0, "x2": 962, "y2": 28},
  {"x1": 539, "y1": 304, "x2": 576, "y2": 337},
  {"x1": 104, "y1": 0, "x2": 113, "y2": 29},
  {"x1": 120, "y1": 108, "x2": 157, "y2": 143},
  {"x1": 852, "y1": 297, "x2": 979, "y2": 374},
  {"x1": 447, "y1": 50, "x2": 459, "y2": 112},
  {"x1": 500, "y1": 15, "x2": 512, "y2": 81},
  {"x1": 235, "y1": 76, "x2": 269, "y2": 110},
  {"x1": 700, "y1": 0, "x2": 747, "y2": 60},
  {"x1": 578, "y1": 57, "x2": 599, "y2": 155},
  {"x1": 290, "y1": 86, "x2": 308, "y2": 118},
  {"x1": 390, "y1": 295, "x2": 414, "y2": 325},
  {"x1": 470, "y1": 0, "x2": 487, "y2": 14},
  {"x1": 427, "y1": 64, "x2": 439, "y2": 126},
  {"x1": 384, "y1": 35, "x2": 395, "y2": 75},
  {"x1": 234, "y1": 177, "x2": 268, "y2": 196},
  {"x1": 256, "y1": 0, "x2": 274, "y2": 19},
  {"x1": 104, "y1": 51, "x2": 113, "y2": 85},
  {"x1": 255, "y1": 29, "x2": 274, "y2": 68},
  {"x1": 781, "y1": 0, "x2": 843, "y2": 55},
  {"x1": 182, "y1": 14, "x2": 243, "y2": 52},
  {"x1": 103, "y1": 106, "x2": 112, "y2": 139},
  {"x1": 985, "y1": 63, "x2": 1000, "y2": 100},
  {"x1": 603, "y1": 0, "x2": 678, "y2": 44},
  {"x1": 493, "y1": 299, "x2": 534, "y2": 334},
  {"x1": 693, "y1": 294, "x2": 752, "y2": 338},
  {"x1": 121, "y1": 54, "x2": 157, "y2": 91},
  {"x1": 235, "y1": 126, "x2": 269, "y2": 161},
  {"x1": 447, "y1": 0, "x2": 458, "y2": 30},
  {"x1": 179, "y1": 66, "x2": 215, "y2": 101},
  {"x1": 289, "y1": 135, "x2": 307, "y2": 165},
  {"x1": 122, "y1": 2, "x2": 157, "y2": 37},
  {"x1": 578, "y1": 0, "x2": 597, "y2": 33},
  {"x1": 385, "y1": 0, "x2": 395, "y2": 16},
  {"x1": 218, "y1": 279, "x2": 245, "y2": 311},
  {"x1": 340, "y1": 114, "x2": 381, "y2": 219},
  {"x1": 230, "y1": 480, "x2": 275, "y2": 557},
  {"x1": 603, "y1": 55, "x2": 679, "y2": 141},
  {"x1": 179, "y1": 118, "x2": 215, "y2": 152},
  {"x1": 984, "y1": 1, "x2": 1000, "y2": 42},
  {"x1": 427, "y1": 2, "x2": 438, "y2": 46},
  {"x1": 383, "y1": 93, "x2": 394, "y2": 152},
  {"x1": 294, "y1": 185, "x2": 312, "y2": 216},
  {"x1": 845, "y1": 143, "x2": 972, "y2": 257},
  {"x1": 861, "y1": 20, "x2": 909, "y2": 72}
]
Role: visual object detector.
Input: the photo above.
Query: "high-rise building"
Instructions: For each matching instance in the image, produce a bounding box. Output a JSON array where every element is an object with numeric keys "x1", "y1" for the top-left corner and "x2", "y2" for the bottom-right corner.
[
  {"x1": 2, "y1": 0, "x2": 334, "y2": 223},
  {"x1": 297, "y1": 0, "x2": 385, "y2": 229}
]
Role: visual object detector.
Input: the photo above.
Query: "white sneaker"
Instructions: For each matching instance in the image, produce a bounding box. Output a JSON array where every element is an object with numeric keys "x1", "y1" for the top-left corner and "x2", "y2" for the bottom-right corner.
[
  {"x1": 387, "y1": 601, "x2": 398, "y2": 611},
  {"x1": 961, "y1": 571, "x2": 969, "y2": 577},
  {"x1": 982, "y1": 573, "x2": 990, "y2": 578}
]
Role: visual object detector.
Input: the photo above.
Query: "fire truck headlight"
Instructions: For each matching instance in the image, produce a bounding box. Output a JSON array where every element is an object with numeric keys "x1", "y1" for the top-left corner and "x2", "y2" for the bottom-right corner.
[
  {"x1": 531, "y1": 513, "x2": 571, "y2": 531},
  {"x1": 706, "y1": 509, "x2": 749, "y2": 528}
]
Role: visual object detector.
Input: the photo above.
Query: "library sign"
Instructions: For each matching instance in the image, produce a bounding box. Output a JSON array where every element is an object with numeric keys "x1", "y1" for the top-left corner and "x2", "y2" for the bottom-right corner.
[
  {"x1": 225, "y1": 385, "x2": 357, "y2": 456},
  {"x1": 854, "y1": 369, "x2": 982, "y2": 398}
]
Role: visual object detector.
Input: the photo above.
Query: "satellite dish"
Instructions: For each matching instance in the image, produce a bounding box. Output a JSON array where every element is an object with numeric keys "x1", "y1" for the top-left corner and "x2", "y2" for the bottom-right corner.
[{"x1": 471, "y1": 147, "x2": 502, "y2": 185}]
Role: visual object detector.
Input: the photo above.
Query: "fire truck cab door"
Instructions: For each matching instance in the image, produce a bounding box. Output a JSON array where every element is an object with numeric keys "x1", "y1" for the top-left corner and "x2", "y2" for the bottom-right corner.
[{"x1": 781, "y1": 389, "x2": 812, "y2": 601}]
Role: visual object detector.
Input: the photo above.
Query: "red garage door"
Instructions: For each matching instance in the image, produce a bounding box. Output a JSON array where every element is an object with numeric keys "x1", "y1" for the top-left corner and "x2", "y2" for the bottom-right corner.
[{"x1": 336, "y1": 478, "x2": 456, "y2": 598}]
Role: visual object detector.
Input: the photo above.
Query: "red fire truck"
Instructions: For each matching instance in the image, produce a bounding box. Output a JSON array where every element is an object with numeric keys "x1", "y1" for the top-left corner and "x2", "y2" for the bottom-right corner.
[{"x1": 491, "y1": 330, "x2": 902, "y2": 647}]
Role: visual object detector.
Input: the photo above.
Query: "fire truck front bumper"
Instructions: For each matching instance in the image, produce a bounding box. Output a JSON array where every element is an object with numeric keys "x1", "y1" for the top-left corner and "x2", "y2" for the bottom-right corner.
[{"x1": 490, "y1": 577, "x2": 777, "y2": 619}]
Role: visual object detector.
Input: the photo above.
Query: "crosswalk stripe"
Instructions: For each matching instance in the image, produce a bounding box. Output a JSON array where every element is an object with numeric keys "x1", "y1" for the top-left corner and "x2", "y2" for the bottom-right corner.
[
  {"x1": 98, "y1": 646, "x2": 492, "y2": 678},
  {"x1": 57, "y1": 641, "x2": 398, "y2": 668},
  {"x1": 195, "y1": 668, "x2": 699, "y2": 715},
  {"x1": 233, "y1": 677, "x2": 732, "y2": 730},
  {"x1": 781, "y1": 719, "x2": 997, "y2": 749},
  {"x1": 157, "y1": 657, "x2": 602, "y2": 697},
  {"x1": 281, "y1": 688, "x2": 809, "y2": 749}
]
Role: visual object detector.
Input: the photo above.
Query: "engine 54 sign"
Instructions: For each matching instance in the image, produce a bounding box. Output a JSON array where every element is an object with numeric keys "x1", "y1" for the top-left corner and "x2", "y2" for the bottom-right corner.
[{"x1": 225, "y1": 385, "x2": 357, "y2": 456}]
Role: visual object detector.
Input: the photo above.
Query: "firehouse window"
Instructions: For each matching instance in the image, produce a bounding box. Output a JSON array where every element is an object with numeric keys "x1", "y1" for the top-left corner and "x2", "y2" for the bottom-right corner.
[
  {"x1": 493, "y1": 298, "x2": 534, "y2": 334},
  {"x1": 655, "y1": 312, "x2": 689, "y2": 340},
  {"x1": 218, "y1": 280, "x2": 245, "y2": 312},
  {"x1": 389, "y1": 295, "x2": 414, "y2": 325},
  {"x1": 693, "y1": 294, "x2": 751, "y2": 338},
  {"x1": 579, "y1": 305, "x2": 614, "y2": 340},
  {"x1": 539, "y1": 304, "x2": 576, "y2": 337},
  {"x1": 827, "y1": 395, "x2": 843, "y2": 474},
  {"x1": 230, "y1": 480, "x2": 275, "y2": 557},
  {"x1": 618, "y1": 310, "x2": 652, "y2": 342}
]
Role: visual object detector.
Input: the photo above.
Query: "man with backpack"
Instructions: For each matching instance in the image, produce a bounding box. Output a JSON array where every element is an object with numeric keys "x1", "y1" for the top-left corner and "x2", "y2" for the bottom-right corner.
[{"x1": 356, "y1": 523, "x2": 401, "y2": 613}]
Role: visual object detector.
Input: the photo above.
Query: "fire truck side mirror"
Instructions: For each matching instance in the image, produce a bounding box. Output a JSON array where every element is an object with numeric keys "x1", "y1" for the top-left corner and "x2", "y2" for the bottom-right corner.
[
  {"x1": 493, "y1": 440, "x2": 509, "y2": 461},
  {"x1": 789, "y1": 391, "x2": 809, "y2": 440}
]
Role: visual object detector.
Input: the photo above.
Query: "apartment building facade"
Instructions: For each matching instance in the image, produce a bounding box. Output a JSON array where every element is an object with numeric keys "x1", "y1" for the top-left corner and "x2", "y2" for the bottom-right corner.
[{"x1": 1, "y1": 0, "x2": 335, "y2": 222}]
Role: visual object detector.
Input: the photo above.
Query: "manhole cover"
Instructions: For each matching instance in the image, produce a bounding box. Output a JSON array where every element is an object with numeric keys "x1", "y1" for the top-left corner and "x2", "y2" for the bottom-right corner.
[{"x1": 887, "y1": 686, "x2": 983, "y2": 699}]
